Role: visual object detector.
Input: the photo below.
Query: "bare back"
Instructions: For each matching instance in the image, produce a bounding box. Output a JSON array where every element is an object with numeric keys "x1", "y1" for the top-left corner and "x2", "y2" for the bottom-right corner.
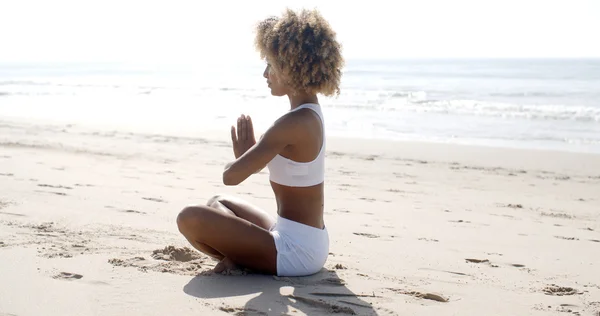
[{"x1": 270, "y1": 108, "x2": 325, "y2": 229}]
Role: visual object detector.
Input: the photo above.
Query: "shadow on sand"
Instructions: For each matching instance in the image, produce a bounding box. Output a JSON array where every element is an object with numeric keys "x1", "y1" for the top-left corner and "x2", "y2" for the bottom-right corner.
[{"x1": 183, "y1": 268, "x2": 380, "y2": 315}]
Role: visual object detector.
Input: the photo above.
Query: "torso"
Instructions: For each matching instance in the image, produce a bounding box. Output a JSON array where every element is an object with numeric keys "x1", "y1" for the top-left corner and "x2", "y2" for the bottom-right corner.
[
  {"x1": 267, "y1": 104, "x2": 325, "y2": 229},
  {"x1": 271, "y1": 182, "x2": 324, "y2": 229}
]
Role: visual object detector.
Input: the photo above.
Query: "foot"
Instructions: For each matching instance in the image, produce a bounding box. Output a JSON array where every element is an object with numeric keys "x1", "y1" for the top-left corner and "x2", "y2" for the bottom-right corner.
[{"x1": 213, "y1": 257, "x2": 240, "y2": 274}]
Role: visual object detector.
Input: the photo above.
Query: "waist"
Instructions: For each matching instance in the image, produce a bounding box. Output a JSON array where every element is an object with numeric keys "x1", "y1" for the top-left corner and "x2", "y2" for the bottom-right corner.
[
  {"x1": 271, "y1": 214, "x2": 328, "y2": 242},
  {"x1": 271, "y1": 181, "x2": 324, "y2": 228},
  {"x1": 277, "y1": 208, "x2": 324, "y2": 230}
]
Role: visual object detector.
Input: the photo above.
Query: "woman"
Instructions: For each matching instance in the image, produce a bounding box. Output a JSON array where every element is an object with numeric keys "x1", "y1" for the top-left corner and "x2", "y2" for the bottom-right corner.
[{"x1": 176, "y1": 8, "x2": 343, "y2": 277}]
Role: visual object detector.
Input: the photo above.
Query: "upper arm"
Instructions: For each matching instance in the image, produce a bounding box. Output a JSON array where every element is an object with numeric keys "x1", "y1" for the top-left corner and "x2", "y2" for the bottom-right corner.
[{"x1": 223, "y1": 117, "x2": 298, "y2": 186}]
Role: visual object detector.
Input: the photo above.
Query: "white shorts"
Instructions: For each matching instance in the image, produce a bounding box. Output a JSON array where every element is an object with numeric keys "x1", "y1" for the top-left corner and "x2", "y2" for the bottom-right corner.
[{"x1": 269, "y1": 215, "x2": 329, "y2": 277}]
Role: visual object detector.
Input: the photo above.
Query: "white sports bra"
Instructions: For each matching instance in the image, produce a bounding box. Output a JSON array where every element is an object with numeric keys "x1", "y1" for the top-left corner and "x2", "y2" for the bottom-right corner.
[{"x1": 266, "y1": 103, "x2": 325, "y2": 187}]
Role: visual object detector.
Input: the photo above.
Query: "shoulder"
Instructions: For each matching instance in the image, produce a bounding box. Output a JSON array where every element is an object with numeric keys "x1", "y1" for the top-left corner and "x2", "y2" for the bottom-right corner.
[
  {"x1": 275, "y1": 108, "x2": 321, "y2": 132},
  {"x1": 258, "y1": 112, "x2": 302, "y2": 147},
  {"x1": 262, "y1": 107, "x2": 321, "y2": 146}
]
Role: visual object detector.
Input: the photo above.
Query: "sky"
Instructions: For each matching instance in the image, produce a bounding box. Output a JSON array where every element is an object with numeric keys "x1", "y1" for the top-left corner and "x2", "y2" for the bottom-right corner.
[{"x1": 0, "y1": 0, "x2": 599, "y2": 63}]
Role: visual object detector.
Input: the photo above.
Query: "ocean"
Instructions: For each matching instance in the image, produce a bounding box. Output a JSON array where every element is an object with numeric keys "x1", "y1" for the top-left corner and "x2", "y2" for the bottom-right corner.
[{"x1": 1, "y1": 58, "x2": 599, "y2": 153}]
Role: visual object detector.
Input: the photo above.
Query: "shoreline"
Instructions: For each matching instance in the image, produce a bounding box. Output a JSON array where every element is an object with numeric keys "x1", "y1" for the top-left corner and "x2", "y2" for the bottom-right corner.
[{"x1": 3, "y1": 115, "x2": 600, "y2": 160}]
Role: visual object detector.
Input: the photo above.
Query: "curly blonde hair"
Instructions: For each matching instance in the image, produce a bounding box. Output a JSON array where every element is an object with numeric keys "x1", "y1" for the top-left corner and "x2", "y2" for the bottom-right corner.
[{"x1": 254, "y1": 8, "x2": 344, "y2": 97}]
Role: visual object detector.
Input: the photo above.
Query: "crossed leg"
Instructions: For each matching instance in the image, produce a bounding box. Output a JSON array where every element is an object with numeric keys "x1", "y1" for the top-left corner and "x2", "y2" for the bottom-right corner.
[{"x1": 176, "y1": 194, "x2": 277, "y2": 274}]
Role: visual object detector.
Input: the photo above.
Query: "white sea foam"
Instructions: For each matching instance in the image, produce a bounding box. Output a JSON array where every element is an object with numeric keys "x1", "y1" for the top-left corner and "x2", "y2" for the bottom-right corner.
[{"x1": 1, "y1": 59, "x2": 600, "y2": 153}]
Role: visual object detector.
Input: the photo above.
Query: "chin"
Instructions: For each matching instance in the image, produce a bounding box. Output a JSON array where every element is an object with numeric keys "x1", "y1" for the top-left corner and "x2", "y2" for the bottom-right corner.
[{"x1": 270, "y1": 90, "x2": 286, "y2": 97}]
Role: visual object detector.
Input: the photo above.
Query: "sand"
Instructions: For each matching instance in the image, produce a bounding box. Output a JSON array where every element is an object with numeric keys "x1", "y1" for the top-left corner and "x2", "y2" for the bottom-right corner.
[{"x1": 1, "y1": 117, "x2": 599, "y2": 316}]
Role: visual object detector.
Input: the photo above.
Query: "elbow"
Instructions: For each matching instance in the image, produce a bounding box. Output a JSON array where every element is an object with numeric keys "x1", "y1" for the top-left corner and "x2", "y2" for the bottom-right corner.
[{"x1": 222, "y1": 171, "x2": 240, "y2": 186}]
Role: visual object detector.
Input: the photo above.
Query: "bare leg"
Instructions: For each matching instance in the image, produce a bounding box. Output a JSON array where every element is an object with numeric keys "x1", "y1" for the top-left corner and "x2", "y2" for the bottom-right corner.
[
  {"x1": 177, "y1": 195, "x2": 277, "y2": 274},
  {"x1": 207, "y1": 194, "x2": 276, "y2": 229},
  {"x1": 178, "y1": 198, "x2": 234, "y2": 260},
  {"x1": 176, "y1": 205, "x2": 277, "y2": 274}
]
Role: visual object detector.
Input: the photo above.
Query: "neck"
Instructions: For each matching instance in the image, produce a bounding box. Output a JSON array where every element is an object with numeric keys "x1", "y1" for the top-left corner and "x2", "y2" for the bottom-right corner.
[{"x1": 288, "y1": 92, "x2": 319, "y2": 110}]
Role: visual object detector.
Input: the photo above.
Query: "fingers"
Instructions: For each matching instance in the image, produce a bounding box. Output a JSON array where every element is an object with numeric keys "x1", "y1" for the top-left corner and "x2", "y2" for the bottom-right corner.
[
  {"x1": 241, "y1": 115, "x2": 247, "y2": 141},
  {"x1": 247, "y1": 116, "x2": 254, "y2": 140},
  {"x1": 237, "y1": 116, "x2": 243, "y2": 141},
  {"x1": 231, "y1": 125, "x2": 238, "y2": 143},
  {"x1": 234, "y1": 114, "x2": 255, "y2": 142}
]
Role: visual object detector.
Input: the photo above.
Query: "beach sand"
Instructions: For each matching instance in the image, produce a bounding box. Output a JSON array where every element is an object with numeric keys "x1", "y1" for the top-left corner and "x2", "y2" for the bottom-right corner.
[{"x1": 1, "y1": 118, "x2": 599, "y2": 316}]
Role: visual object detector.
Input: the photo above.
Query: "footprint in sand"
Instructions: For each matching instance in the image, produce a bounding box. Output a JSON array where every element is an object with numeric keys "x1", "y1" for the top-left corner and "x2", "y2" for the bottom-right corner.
[
  {"x1": 542, "y1": 212, "x2": 573, "y2": 219},
  {"x1": 465, "y1": 258, "x2": 500, "y2": 268},
  {"x1": 219, "y1": 306, "x2": 267, "y2": 316},
  {"x1": 333, "y1": 263, "x2": 347, "y2": 270},
  {"x1": 37, "y1": 184, "x2": 73, "y2": 189},
  {"x1": 506, "y1": 203, "x2": 523, "y2": 209},
  {"x1": 353, "y1": 232, "x2": 379, "y2": 238},
  {"x1": 543, "y1": 284, "x2": 581, "y2": 296},
  {"x1": 35, "y1": 190, "x2": 67, "y2": 196},
  {"x1": 387, "y1": 288, "x2": 449, "y2": 302},
  {"x1": 590, "y1": 239, "x2": 600, "y2": 243},
  {"x1": 420, "y1": 268, "x2": 470, "y2": 276},
  {"x1": 0, "y1": 173, "x2": 14, "y2": 177},
  {"x1": 142, "y1": 197, "x2": 166, "y2": 203},
  {"x1": 555, "y1": 236, "x2": 579, "y2": 241},
  {"x1": 333, "y1": 208, "x2": 350, "y2": 213},
  {"x1": 53, "y1": 272, "x2": 83, "y2": 280},
  {"x1": 120, "y1": 209, "x2": 146, "y2": 214},
  {"x1": 465, "y1": 258, "x2": 489, "y2": 263},
  {"x1": 555, "y1": 303, "x2": 582, "y2": 315},
  {"x1": 388, "y1": 188, "x2": 406, "y2": 194}
]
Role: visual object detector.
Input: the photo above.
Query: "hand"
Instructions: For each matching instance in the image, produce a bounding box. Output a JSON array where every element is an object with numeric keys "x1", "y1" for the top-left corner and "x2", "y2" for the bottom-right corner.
[{"x1": 230, "y1": 114, "x2": 256, "y2": 159}]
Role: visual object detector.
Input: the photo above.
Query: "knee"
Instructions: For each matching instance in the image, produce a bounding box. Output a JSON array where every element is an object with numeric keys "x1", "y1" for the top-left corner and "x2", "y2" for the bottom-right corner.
[{"x1": 176, "y1": 206, "x2": 206, "y2": 235}]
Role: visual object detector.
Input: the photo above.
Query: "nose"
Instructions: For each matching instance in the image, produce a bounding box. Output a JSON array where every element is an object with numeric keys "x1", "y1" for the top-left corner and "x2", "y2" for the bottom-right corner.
[{"x1": 263, "y1": 65, "x2": 268, "y2": 79}]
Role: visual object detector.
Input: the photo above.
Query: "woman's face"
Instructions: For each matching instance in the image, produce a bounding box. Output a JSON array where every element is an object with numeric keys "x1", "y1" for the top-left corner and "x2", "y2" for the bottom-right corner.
[{"x1": 263, "y1": 63, "x2": 288, "y2": 97}]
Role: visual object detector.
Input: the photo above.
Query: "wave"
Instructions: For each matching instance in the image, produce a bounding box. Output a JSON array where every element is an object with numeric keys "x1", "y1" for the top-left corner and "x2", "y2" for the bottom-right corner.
[
  {"x1": 398, "y1": 100, "x2": 600, "y2": 122},
  {"x1": 0, "y1": 80, "x2": 49, "y2": 86},
  {"x1": 0, "y1": 80, "x2": 254, "y2": 98},
  {"x1": 488, "y1": 91, "x2": 588, "y2": 98},
  {"x1": 2, "y1": 80, "x2": 599, "y2": 123},
  {"x1": 326, "y1": 97, "x2": 600, "y2": 122}
]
